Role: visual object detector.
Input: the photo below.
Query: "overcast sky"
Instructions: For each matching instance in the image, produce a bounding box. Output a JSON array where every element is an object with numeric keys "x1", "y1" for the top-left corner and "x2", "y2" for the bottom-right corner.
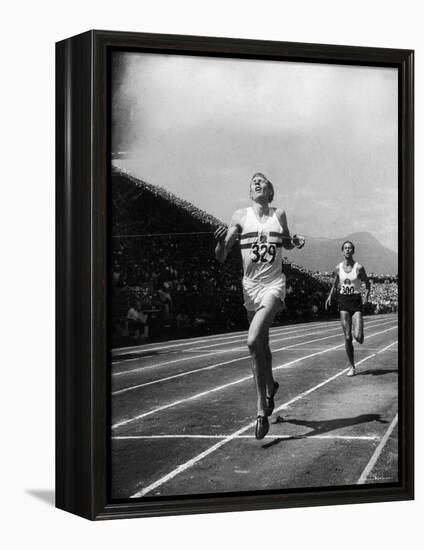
[{"x1": 112, "y1": 52, "x2": 398, "y2": 252}]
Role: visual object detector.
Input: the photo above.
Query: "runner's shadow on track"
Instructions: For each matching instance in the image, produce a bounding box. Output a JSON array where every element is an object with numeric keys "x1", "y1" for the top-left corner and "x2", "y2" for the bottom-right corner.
[
  {"x1": 262, "y1": 413, "x2": 388, "y2": 449},
  {"x1": 356, "y1": 369, "x2": 398, "y2": 376}
]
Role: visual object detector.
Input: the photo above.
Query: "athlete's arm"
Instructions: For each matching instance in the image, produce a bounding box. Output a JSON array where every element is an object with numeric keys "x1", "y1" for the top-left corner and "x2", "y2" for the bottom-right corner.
[
  {"x1": 214, "y1": 209, "x2": 243, "y2": 264},
  {"x1": 358, "y1": 264, "x2": 371, "y2": 303},
  {"x1": 325, "y1": 269, "x2": 339, "y2": 310},
  {"x1": 276, "y1": 209, "x2": 305, "y2": 250}
]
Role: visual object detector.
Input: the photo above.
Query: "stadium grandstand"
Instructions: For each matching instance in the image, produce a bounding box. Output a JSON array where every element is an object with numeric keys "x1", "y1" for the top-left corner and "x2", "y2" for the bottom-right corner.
[{"x1": 111, "y1": 166, "x2": 397, "y2": 347}]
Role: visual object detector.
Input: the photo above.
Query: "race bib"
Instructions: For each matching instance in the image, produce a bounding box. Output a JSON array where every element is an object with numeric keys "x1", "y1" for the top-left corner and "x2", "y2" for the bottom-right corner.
[{"x1": 341, "y1": 278, "x2": 355, "y2": 295}]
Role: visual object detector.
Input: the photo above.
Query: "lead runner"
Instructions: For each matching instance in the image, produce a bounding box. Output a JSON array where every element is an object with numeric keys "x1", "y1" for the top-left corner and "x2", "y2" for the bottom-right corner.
[{"x1": 214, "y1": 172, "x2": 305, "y2": 440}]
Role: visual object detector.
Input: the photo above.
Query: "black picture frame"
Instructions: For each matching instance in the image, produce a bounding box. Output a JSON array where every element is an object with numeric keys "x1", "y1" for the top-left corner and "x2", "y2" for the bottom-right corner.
[{"x1": 56, "y1": 30, "x2": 414, "y2": 520}]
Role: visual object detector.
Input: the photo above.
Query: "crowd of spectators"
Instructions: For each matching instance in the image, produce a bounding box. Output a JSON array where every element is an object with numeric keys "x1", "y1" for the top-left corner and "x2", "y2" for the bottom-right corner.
[
  {"x1": 280, "y1": 259, "x2": 331, "y2": 323},
  {"x1": 112, "y1": 167, "x2": 220, "y2": 232},
  {"x1": 368, "y1": 277, "x2": 398, "y2": 314},
  {"x1": 112, "y1": 233, "x2": 247, "y2": 345},
  {"x1": 111, "y1": 167, "x2": 245, "y2": 345},
  {"x1": 111, "y1": 232, "x2": 337, "y2": 346}
]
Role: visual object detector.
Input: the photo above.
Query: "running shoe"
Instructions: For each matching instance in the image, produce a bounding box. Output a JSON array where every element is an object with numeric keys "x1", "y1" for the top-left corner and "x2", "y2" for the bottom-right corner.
[{"x1": 255, "y1": 415, "x2": 269, "y2": 440}]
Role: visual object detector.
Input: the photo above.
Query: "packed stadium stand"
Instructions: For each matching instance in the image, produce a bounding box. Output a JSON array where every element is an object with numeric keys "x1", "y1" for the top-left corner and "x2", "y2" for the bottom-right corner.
[{"x1": 111, "y1": 166, "x2": 397, "y2": 347}]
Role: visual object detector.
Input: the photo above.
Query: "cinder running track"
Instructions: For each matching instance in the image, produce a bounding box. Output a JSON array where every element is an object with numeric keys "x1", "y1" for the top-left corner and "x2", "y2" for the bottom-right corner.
[{"x1": 111, "y1": 314, "x2": 398, "y2": 499}]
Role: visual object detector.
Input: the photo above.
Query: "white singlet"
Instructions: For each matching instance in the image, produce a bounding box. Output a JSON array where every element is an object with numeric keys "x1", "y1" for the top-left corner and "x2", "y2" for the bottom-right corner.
[
  {"x1": 239, "y1": 207, "x2": 286, "y2": 311},
  {"x1": 338, "y1": 262, "x2": 362, "y2": 295}
]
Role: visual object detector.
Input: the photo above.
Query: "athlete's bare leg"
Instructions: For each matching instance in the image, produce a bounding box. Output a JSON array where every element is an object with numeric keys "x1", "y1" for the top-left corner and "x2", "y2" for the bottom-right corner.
[
  {"x1": 247, "y1": 294, "x2": 281, "y2": 416},
  {"x1": 340, "y1": 311, "x2": 355, "y2": 374},
  {"x1": 352, "y1": 311, "x2": 364, "y2": 344},
  {"x1": 263, "y1": 330, "x2": 273, "y2": 388}
]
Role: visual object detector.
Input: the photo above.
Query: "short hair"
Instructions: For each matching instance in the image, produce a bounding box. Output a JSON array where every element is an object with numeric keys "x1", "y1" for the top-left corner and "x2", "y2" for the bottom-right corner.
[
  {"x1": 251, "y1": 172, "x2": 274, "y2": 203},
  {"x1": 341, "y1": 240, "x2": 355, "y2": 253}
]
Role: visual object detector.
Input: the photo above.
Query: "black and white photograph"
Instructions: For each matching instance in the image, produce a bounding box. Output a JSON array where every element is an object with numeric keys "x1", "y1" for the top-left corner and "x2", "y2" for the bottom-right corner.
[
  {"x1": 110, "y1": 51, "x2": 400, "y2": 500},
  {"x1": 3, "y1": 0, "x2": 422, "y2": 542}
]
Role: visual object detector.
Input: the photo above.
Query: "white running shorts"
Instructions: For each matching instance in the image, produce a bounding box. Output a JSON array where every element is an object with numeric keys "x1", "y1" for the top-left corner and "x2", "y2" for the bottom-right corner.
[{"x1": 242, "y1": 276, "x2": 286, "y2": 312}]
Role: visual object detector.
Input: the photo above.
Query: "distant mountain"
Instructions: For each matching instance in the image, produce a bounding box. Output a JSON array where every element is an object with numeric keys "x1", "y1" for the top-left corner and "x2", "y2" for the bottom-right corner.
[{"x1": 284, "y1": 232, "x2": 397, "y2": 275}]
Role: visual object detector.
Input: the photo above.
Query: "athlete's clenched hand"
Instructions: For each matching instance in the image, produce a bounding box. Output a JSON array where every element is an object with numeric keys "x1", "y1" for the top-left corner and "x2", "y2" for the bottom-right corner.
[{"x1": 292, "y1": 234, "x2": 306, "y2": 249}]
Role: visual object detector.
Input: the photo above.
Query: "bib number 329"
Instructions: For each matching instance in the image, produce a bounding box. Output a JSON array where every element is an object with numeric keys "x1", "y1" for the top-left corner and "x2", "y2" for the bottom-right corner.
[{"x1": 251, "y1": 244, "x2": 276, "y2": 263}]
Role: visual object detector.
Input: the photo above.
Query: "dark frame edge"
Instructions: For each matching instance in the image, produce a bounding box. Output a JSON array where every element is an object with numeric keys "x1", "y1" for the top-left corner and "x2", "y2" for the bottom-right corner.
[
  {"x1": 91, "y1": 29, "x2": 413, "y2": 63},
  {"x1": 93, "y1": 485, "x2": 413, "y2": 521},
  {"x1": 399, "y1": 49, "x2": 414, "y2": 501},
  {"x1": 56, "y1": 30, "x2": 99, "y2": 520}
]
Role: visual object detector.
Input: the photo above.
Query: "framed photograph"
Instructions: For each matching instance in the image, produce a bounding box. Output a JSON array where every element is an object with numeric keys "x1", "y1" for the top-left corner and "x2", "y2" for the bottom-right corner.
[{"x1": 56, "y1": 30, "x2": 414, "y2": 520}]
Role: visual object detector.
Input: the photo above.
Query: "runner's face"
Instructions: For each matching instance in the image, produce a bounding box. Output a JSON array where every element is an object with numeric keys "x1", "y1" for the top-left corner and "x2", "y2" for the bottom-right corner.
[
  {"x1": 343, "y1": 243, "x2": 354, "y2": 258},
  {"x1": 250, "y1": 176, "x2": 270, "y2": 201}
]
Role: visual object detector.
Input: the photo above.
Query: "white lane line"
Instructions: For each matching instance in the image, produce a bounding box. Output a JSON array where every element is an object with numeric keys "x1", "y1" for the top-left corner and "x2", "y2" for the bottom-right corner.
[
  {"x1": 179, "y1": 350, "x2": 219, "y2": 354},
  {"x1": 187, "y1": 322, "x2": 342, "y2": 352},
  {"x1": 112, "y1": 318, "x2": 346, "y2": 357},
  {"x1": 113, "y1": 314, "x2": 394, "y2": 363},
  {"x1": 112, "y1": 318, "x2": 394, "y2": 378},
  {"x1": 113, "y1": 356, "x2": 247, "y2": 396},
  {"x1": 113, "y1": 434, "x2": 380, "y2": 441},
  {"x1": 275, "y1": 346, "x2": 397, "y2": 352},
  {"x1": 112, "y1": 327, "x2": 397, "y2": 426},
  {"x1": 112, "y1": 327, "x2": 333, "y2": 373},
  {"x1": 189, "y1": 317, "x2": 392, "y2": 352},
  {"x1": 112, "y1": 330, "x2": 249, "y2": 356},
  {"x1": 113, "y1": 347, "x2": 244, "y2": 377},
  {"x1": 112, "y1": 334, "x2": 247, "y2": 361},
  {"x1": 112, "y1": 321, "x2": 396, "y2": 393},
  {"x1": 111, "y1": 313, "x2": 396, "y2": 355},
  {"x1": 129, "y1": 339, "x2": 397, "y2": 498},
  {"x1": 112, "y1": 327, "x2": 336, "y2": 381},
  {"x1": 357, "y1": 413, "x2": 398, "y2": 484},
  {"x1": 112, "y1": 320, "x2": 342, "y2": 365},
  {"x1": 112, "y1": 316, "x2": 393, "y2": 364},
  {"x1": 274, "y1": 341, "x2": 397, "y2": 415},
  {"x1": 272, "y1": 319, "x2": 393, "y2": 353}
]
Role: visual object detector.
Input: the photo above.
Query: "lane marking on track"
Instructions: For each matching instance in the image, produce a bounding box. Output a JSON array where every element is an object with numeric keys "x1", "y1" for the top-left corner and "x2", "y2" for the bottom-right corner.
[
  {"x1": 113, "y1": 356, "x2": 246, "y2": 396},
  {"x1": 112, "y1": 328, "x2": 397, "y2": 426},
  {"x1": 111, "y1": 318, "x2": 349, "y2": 357},
  {"x1": 271, "y1": 320, "x2": 393, "y2": 353},
  {"x1": 112, "y1": 327, "x2": 331, "y2": 380},
  {"x1": 112, "y1": 322, "x2": 397, "y2": 396},
  {"x1": 357, "y1": 413, "x2": 398, "y2": 484},
  {"x1": 111, "y1": 322, "x2": 395, "y2": 396},
  {"x1": 273, "y1": 346, "x2": 398, "y2": 352},
  {"x1": 187, "y1": 324, "x2": 343, "y2": 352},
  {"x1": 112, "y1": 321, "x2": 341, "y2": 365},
  {"x1": 113, "y1": 434, "x2": 380, "y2": 441},
  {"x1": 112, "y1": 318, "x2": 394, "y2": 379},
  {"x1": 112, "y1": 314, "x2": 396, "y2": 356},
  {"x1": 129, "y1": 339, "x2": 397, "y2": 497},
  {"x1": 112, "y1": 321, "x2": 337, "y2": 362},
  {"x1": 178, "y1": 350, "x2": 218, "y2": 354},
  {"x1": 112, "y1": 315, "x2": 395, "y2": 364},
  {"x1": 188, "y1": 318, "x2": 392, "y2": 352},
  {"x1": 273, "y1": 341, "x2": 397, "y2": 415},
  {"x1": 113, "y1": 347, "x2": 245, "y2": 376}
]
